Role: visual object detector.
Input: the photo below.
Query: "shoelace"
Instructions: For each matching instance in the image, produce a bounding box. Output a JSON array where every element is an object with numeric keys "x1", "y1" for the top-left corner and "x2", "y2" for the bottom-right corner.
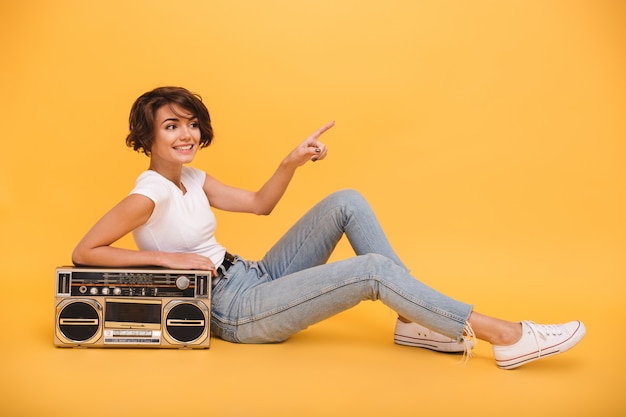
[
  {"x1": 459, "y1": 322, "x2": 477, "y2": 365},
  {"x1": 524, "y1": 321, "x2": 564, "y2": 356}
]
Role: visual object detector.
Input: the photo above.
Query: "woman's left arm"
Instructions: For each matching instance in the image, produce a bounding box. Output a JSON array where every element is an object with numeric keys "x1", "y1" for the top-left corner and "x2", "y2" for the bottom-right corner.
[{"x1": 204, "y1": 121, "x2": 334, "y2": 215}]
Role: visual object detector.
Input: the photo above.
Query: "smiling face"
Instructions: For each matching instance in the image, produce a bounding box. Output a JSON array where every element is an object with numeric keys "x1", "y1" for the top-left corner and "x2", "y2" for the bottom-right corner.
[
  {"x1": 126, "y1": 87, "x2": 214, "y2": 157},
  {"x1": 149, "y1": 103, "x2": 201, "y2": 172}
]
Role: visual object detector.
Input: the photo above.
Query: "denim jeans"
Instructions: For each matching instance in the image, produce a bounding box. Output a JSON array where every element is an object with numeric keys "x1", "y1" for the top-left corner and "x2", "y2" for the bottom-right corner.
[{"x1": 210, "y1": 189, "x2": 473, "y2": 343}]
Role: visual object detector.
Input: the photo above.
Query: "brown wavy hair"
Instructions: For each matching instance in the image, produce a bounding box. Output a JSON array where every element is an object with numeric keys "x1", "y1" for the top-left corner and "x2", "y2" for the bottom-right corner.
[{"x1": 125, "y1": 86, "x2": 214, "y2": 155}]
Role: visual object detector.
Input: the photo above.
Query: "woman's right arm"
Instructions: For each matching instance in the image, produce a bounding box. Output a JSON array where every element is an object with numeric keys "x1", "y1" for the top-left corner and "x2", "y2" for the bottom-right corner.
[{"x1": 72, "y1": 194, "x2": 217, "y2": 272}]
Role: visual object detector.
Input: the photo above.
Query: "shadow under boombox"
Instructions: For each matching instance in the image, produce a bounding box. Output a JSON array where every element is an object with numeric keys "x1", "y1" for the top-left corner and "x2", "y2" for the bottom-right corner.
[{"x1": 54, "y1": 266, "x2": 212, "y2": 349}]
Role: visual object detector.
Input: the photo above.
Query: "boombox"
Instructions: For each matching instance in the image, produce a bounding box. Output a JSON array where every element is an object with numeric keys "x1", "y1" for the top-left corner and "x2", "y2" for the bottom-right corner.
[{"x1": 54, "y1": 266, "x2": 211, "y2": 348}]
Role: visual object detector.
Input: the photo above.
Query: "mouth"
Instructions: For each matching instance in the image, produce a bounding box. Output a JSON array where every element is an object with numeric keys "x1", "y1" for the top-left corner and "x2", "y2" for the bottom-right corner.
[{"x1": 173, "y1": 144, "x2": 194, "y2": 151}]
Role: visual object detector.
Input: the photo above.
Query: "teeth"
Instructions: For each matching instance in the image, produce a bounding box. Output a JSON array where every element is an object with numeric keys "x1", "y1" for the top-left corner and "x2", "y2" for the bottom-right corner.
[{"x1": 174, "y1": 145, "x2": 193, "y2": 150}]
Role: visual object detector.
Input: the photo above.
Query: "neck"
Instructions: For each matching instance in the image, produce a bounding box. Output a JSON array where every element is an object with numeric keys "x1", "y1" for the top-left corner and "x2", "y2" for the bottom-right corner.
[{"x1": 149, "y1": 161, "x2": 185, "y2": 192}]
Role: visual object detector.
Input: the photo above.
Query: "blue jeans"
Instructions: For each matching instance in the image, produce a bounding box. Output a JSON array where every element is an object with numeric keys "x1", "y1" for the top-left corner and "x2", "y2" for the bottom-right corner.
[{"x1": 210, "y1": 189, "x2": 473, "y2": 343}]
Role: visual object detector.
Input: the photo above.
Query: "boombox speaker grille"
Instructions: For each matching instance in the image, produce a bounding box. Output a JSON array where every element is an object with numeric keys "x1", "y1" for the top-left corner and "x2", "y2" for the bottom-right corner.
[
  {"x1": 165, "y1": 302, "x2": 207, "y2": 343},
  {"x1": 57, "y1": 300, "x2": 101, "y2": 343}
]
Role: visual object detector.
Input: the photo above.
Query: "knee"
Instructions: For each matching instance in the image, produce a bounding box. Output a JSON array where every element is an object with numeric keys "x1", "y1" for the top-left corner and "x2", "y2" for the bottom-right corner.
[
  {"x1": 332, "y1": 188, "x2": 365, "y2": 203},
  {"x1": 348, "y1": 253, "x2": 399, "y2": 300},
  {"x1": 326, "y1": 189, "x2": 369, "y2": 212}
]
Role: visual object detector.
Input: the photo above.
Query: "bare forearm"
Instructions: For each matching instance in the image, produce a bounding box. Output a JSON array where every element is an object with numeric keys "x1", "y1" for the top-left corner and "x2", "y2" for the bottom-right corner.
[
  {"x1": 253, "y1": 161, "x2": 297, "y2": 215},
  {"x1": 72, "y1": 245, "x2": 217, "y2": 273},
  {"x1": 72, "y1": 245, "x2": 162, "y2": 268}
]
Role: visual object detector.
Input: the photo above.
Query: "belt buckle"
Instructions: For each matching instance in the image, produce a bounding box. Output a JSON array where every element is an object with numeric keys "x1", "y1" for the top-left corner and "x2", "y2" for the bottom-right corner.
[
  {"x1": 220, "y1": 251, "x2": 237, "y2": 273},
  {"x1": 224, "y1": 251, "x2": 236, "y2": 264}
]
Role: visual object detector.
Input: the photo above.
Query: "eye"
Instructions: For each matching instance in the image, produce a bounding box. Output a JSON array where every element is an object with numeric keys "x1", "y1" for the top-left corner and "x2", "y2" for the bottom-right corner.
[
  {"x1": 165, "y1": 124, "x2": 177, "y2": 130},
  {"x1": 190, "y1": 121, "x2": 199, "y2": 129}
]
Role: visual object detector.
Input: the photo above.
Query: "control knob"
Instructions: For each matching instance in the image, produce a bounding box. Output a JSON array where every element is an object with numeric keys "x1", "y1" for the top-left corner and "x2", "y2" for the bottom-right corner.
[{"x1": 176, "y1": 275, "x2": 190, "y2": 290}]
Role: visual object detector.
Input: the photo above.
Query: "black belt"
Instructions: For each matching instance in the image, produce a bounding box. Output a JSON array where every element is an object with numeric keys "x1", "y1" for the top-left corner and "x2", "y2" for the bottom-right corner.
[{"x1": 220, "y1": 251, "x2": 236, "y2": 272}]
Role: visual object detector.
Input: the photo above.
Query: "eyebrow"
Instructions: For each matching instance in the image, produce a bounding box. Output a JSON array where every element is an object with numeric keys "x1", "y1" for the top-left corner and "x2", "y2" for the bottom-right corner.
[
  {"x1": 160, "y1": 116, "x2": 198, "y2": 125},
  {"x1": 161, "y1": 117, "x2": 180, "y2": 125}
]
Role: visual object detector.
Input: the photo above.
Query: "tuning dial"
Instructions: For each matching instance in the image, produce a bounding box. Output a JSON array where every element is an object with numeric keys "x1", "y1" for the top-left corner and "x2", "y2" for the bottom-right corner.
[{"x1": 176, "y1": 275, "x2": 190, "y2": 290}]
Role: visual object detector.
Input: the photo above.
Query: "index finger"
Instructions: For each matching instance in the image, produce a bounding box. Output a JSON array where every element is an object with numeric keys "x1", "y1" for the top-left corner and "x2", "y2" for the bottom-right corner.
[{"x1": 310, "y1": 120, "x2": 335, "y2": 139}]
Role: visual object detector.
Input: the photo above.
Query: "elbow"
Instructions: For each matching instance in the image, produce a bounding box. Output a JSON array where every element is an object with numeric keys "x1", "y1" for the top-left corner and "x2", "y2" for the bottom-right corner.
[
  {"x1": 262, "y1": 206, "x2": 275, "y2": 215},
  {"x1": 71, "y1": 251, "x2": 83, "y2": 266},
  {"x1": 71, "y1": 246, "x2": 89, "y2": 266},
  {"x1": 251, "y1": 202, "x2": 275, "y2": 216},
  {"x1": 255, "y1": 204, "x2": 276, "y2": 216}
]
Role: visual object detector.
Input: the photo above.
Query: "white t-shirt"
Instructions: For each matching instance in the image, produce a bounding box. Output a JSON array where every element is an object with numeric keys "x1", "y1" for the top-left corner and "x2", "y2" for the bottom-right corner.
[{"x1": 130, "y1": 166, "x2": 227, "y2": 267}]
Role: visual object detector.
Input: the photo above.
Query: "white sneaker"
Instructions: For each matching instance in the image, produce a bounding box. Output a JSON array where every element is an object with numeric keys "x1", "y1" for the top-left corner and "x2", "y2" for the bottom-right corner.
[
  {"x1": 394, "y1": 319, "x2": 474, "y2": 353},
  {"x1": 493, "y1": 320, "x2": 586, "y2": 369}
]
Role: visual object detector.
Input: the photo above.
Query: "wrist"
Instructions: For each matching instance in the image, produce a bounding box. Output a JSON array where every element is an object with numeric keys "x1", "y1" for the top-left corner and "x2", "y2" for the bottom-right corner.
[
  {"x1": 279, "y1": 158, "x2": 299, "y2": 172},
  {"x1": 152, "y1": 251, "x2": 166, "y2": 267}
]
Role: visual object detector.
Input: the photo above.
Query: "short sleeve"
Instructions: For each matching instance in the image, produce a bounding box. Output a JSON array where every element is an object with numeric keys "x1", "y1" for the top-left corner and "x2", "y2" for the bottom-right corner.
[{"x1": 130, "y1": 171, "x2": 170, "y2": 204}]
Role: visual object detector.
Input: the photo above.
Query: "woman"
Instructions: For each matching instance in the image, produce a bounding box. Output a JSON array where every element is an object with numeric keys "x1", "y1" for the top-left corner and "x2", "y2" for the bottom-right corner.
[{"x1": 73, "y1": 86, "x2": 585, "y2": 369}]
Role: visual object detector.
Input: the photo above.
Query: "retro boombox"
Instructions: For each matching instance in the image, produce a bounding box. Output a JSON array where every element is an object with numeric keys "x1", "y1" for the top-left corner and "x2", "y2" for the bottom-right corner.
[{"x1": 54, "y1": 266, "x2": 211, "y2": 348}]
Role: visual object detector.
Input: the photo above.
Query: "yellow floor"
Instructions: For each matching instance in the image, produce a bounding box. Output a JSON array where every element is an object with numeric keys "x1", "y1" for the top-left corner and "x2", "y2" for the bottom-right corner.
[{"x1": 2, "y1": 271, "x2": 623, "y2": 417}]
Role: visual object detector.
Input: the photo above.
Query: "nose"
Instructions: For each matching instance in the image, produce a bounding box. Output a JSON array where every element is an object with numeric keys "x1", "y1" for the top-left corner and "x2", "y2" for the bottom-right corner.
[{"x1": 179, "y1": 125, "x2": 192, "y2": 140}]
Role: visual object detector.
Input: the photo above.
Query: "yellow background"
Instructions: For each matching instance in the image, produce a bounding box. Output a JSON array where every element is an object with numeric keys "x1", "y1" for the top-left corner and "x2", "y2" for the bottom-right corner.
[{"x1": 1, "y1": 0, "x2": 624, "y2": 416}]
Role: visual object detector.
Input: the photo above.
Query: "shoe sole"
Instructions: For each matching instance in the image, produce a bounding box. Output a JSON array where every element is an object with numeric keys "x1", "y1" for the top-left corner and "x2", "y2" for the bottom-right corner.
[
  {"x1": 495, "y1": 321, "x2": 586, "y2": 369},
  {"x1": 394, "y1": 334, "x2": 468, "y2": 353}
]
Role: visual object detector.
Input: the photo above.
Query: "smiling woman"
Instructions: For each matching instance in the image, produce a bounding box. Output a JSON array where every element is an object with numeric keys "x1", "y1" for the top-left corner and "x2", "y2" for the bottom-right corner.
[{"x1": 71, "y1": 85, "x2": 585, "y2": 372}]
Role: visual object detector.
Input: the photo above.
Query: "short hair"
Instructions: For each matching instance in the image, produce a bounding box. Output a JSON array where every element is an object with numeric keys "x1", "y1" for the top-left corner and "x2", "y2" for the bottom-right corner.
[{"x1": 125, "y1": 86, "x2": 214, "y2": 155}]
